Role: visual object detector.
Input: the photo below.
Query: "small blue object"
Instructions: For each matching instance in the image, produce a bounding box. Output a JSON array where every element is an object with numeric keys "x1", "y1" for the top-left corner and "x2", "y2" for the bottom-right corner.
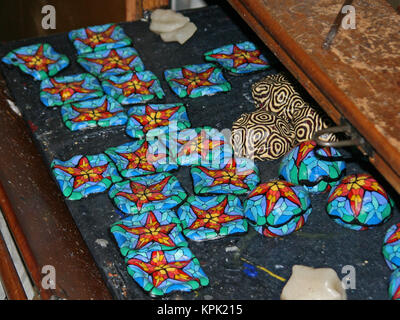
[{"x1": 243, "y1": 263, "x2": 258, "y2": 278}]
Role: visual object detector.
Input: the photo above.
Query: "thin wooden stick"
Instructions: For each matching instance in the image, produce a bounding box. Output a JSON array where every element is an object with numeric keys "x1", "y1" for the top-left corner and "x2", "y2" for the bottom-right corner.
[{"x1": 323, "y1": 0, "x2": 354, "y2": 49}]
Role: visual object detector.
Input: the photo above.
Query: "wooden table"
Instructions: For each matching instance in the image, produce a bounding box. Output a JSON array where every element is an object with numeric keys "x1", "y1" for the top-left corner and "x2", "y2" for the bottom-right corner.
[{"x1": 228, "y1": 0, "x2": 400, "y2": 194}]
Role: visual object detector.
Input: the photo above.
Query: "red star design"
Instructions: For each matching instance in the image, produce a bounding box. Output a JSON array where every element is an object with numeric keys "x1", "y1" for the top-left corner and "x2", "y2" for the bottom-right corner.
[
  {"x1": 117, "y1": 211, "x2": 177, "y2": 249},
  {"x1": 116, "y1": 175, "x2": 172, "y2": 210},
  {"x1": 116, "y1": 141, "x2": 162, "y2": 173},
  {"x1": 42, "y1": 78, "x2": 96, "y2": 102},
  {"x1": 171, "y1": 67, "x2": 216, "y2": 94},
  {"x1": 295, "y1": 141, "x2": 318, "y2": 167},
  {"x1": 393, "y1": 283, "x2": 400, "y2": 300},
  {"x1": 128, "y1": 250, "x2": 194, "y2": 288},
  {"x1": 71, "y1": 99, "x2": 121, "y2": 122},
  {"x1": 386, "y1": 224, "x2": 400, "y2": 244},
  {"x1": 262, "y1": 228, "x2": 279, "y2": 238},
  {"x1": 328, "y1": 174, "x2": 388, "y2": 217},
  {"x1": 209, "y1": 45, "x2": 266, "y2": 68},
  {"x1": 15, "y1": 44, "x2": 57, "y2": 72},
  {"x1": 262, "y1": 215, "x2": 306, "y2": 238},
  {"x1": 84, "y1": 49, "x2": 136, "y2": 73},
  {"x1": 53, "y1": 156, "x2": 109, "y2": 189},
  {"x1": 130, "y1": 105, "x2": 180, "y2": 133},
  {"x1": 295, "y1": 141, "x2": 334, "y2": 167},
  {"x1": 188, "y1": 197, "x2": 243, "y2": 232},
  {"x1": 196, "y1": 159, "x2": 254, "y2": 190},
  {"x1": 177, "y1": 130, "x2": 225, "y2": 160},
  {"x1": 107, "y1": 73, "x2": 155, "y2": 97},
  {"x1": 76, "y1": 24, "x2": 118, "y2": 49},
  {"x1": 248, "y1": 181, "x2": 302, "y2": 217}
]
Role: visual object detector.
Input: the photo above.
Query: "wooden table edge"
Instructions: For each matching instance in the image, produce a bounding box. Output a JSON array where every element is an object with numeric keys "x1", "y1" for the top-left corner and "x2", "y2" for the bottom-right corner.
[
  {"x1": 228, "y1": 0, "x2": 400, "y2": 194},
  {"x1": 0, "y1": 74, "x2": 112, "y2": 300}
]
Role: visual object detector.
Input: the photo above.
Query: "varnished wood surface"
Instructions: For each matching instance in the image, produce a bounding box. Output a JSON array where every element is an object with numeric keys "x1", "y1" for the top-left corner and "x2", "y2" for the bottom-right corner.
[
  {"x1": 228, "y1": 0, "x2": 400, "y2": 194},
  {"x1": 0, "y1": 229, "x2": 27, "y2": 300},
  {"x1": 0, "y1": 75, "x2": 112, "y2": 300},
  {"x1": 125, "y1": 0, "x2": 169, "y2": 21},
  {"x1": 143, "y1": 0, "x2": 169, "y2": 11}
]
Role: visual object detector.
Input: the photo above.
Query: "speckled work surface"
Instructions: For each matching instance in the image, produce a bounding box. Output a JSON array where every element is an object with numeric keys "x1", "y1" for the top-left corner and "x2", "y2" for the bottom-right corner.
[{"x1": 1, "y1": 4, "x2": 399, "y2": 300}]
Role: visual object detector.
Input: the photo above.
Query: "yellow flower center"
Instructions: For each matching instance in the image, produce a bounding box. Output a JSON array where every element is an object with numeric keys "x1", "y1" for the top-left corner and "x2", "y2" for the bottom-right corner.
[
  {"x1": 136, "y1": 190, "x2": 148, "y2": 201},
  {"x1": 91, "y1": 35, "x2": 104, "y2": 43},
  {"x1": 222, "y1": 171, "x2": 234, "y2": 178},
  {"x1": 33, "y1": 57, "x2": 42, "y2": 65},
  {"x1": 110, "y1": 57, "x2": 121, "y2": 64},
  {"x1": 190, "y1": 76, "x2": 201, "y2": 84}
]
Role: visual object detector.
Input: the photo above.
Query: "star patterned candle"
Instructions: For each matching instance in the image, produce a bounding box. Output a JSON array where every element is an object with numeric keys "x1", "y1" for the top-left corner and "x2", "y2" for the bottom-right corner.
[
  {"x1": 77, "y1": 47, "x2": 145, "y2": 79},
  {"x1": 40, "y1": 73, "x2": 104, "y2": 107},
  {"x1": 326, "y1": 174, "x2": 394, "y2": 231},
  {"x1": 109, "y1": 172, "x2": 187, "y2": 215},
  {"x1": 111, "y1": 210, "x2": 187, "y2": 256},
  {"x1": 164, "y1": 63, "x2": 231, "y2": 98},
  {"x1": 204, "y1": 41, "x2": 270, "y2": 74},
  {"x1": 2, "y1": 43, "x2": 69, "y2": 81},
  {"x1": 125, "y1": 248, "x2": 209, "y2": 297},
  {"x1": 382, "y1": 223, "x2": 400, "y2": 270},
  {"x1": 105, "y1": 139, "x2": 178, "y2": 178},
  {"x1": 101, "y1": 71, "x2": 164, "y2": 105},
  {"x1": 244, "y1": 180, "x2": 312, "y2": 237},
  {"x1": 177, "y1": 195, "x2": 247, "y2": 241},
  {"x1": 389, "y1": 269, "x2": 400, "y2": 300},
  {"x1": 125, "y1": 103, "x2": 191, "y2": 139},
  {"x1": 174, "y1": 127, "x2": 233, "y2": 167},
  {"x1": 51, "y1": 154, "x2": 122, "y2": 200},
  {"x1": 279, "y1": 140, "x2": 346, "y2": 194},
  {"x1": 68, "y1": 23, "x2": 132, "y2": 55},
  {"x1": 61, "y1": 95, "x2": 127, "y2": 131},
  {"x1": 191, "y1": 157, "x2": 260, "y2": 195}
]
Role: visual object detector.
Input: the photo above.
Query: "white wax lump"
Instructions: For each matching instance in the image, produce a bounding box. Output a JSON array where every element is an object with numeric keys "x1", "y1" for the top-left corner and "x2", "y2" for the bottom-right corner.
[
  {"x1": 150, "y1": 9, "x2": 190, "y2": 34},
  {"x1": 149, "y1": 9, "x2": 197, "y2": 44},
  {"x1": 160, "y1": 22, "x2": 197, "y2": 45},
  {"x1": 280, "y1": 265, "x2": 347, "y2": 300}
]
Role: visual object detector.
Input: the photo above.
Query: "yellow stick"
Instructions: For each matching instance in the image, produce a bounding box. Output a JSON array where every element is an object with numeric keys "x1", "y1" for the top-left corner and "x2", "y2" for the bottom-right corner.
[{"x1": 241, "y1": 257, "x2": 286, "y2": 282}]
